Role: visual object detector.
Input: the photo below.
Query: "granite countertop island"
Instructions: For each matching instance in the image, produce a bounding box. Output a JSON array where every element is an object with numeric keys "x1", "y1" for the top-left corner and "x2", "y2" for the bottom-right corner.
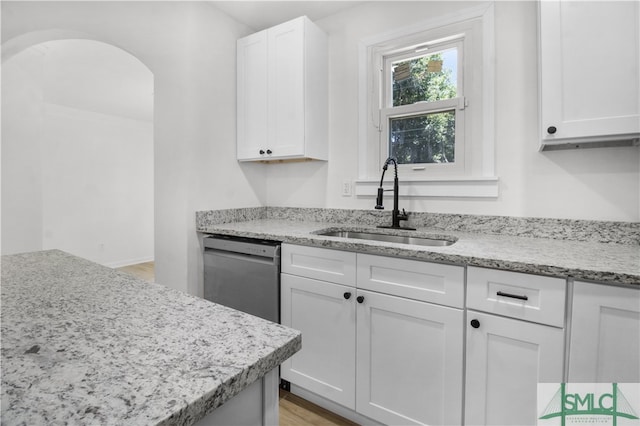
[
  {"x1": 1, "y1": 250, "x2": 301, "y2": 426},
  {"x1": 196, "y1": 207, "x2": 640, "y2": 286}
]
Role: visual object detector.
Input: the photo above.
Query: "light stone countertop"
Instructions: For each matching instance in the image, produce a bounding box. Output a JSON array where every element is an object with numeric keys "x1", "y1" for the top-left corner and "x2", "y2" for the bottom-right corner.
[
  {"x1": 197, "y1": 219, "x2": 640, "y2": 286},
  {"x1": 1, "y1": 250, "x2": 301, "y2": 426}
]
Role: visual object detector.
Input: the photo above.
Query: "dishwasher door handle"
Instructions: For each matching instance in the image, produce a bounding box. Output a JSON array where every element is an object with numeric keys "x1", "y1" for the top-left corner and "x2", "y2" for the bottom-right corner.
[{"x1": 204, "y1": 249, "x2": 278, "y2": 267}]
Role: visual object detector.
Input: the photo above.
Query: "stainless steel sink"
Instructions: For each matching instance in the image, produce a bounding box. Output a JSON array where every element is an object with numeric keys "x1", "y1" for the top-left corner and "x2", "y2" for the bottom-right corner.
[{"x1": 317, "y1": 230, "x2": 456, "y2": 247}]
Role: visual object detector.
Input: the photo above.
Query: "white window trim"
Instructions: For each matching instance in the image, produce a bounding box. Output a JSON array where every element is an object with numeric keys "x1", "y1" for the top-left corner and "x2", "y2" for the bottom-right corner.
[
  {"x1": 354, "y1": 176, "x2": 499, "y2": 198},
  {"x1": 356, "y1": 2, "x2": 497, "y2": 198}
]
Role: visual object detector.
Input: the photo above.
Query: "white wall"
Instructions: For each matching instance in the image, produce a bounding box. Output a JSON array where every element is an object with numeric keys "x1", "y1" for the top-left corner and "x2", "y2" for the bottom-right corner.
[
  {"x1": 2, "y1": 1, "x2": 265, "y2": 295},
  {"x1": 264, "y1": 1, "x2": 640, "y2": 222},
  {"x1": 1, "y1": 47, "x2": 44, "y2": 254},
  {"x1": 41, "y1": 104, "x2": 154, "y2": 267}
]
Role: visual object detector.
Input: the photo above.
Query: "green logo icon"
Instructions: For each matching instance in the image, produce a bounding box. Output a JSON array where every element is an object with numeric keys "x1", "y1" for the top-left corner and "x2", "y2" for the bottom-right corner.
[{"x1": 539, "y1": 383, "x2": 639, "y2": 425}]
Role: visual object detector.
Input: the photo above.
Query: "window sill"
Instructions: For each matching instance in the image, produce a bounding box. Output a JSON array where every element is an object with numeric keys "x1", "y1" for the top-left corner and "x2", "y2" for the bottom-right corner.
[{"x1": 354, "y1": 176, "x2": 499, "y2": 198}]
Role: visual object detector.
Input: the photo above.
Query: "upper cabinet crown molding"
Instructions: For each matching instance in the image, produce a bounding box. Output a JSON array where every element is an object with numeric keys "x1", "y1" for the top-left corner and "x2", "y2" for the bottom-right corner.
[
  {"x1": 237, "y1": 16, "x2": 328, "y2": 162},
  {"x1": 538, "y1": 0, "x2": 640, "y2": 151}
]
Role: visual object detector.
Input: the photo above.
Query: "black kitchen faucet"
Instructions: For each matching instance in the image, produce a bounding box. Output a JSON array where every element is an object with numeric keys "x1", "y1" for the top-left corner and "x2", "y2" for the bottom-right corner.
[{"x1": 374, "y1": 157, "x2": 416, "y2": 230}]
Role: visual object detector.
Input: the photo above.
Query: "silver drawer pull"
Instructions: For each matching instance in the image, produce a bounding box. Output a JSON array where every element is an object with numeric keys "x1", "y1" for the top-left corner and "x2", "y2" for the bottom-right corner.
[{"x1": 497, "y1": 291, "x2": 528, "y2": 301}]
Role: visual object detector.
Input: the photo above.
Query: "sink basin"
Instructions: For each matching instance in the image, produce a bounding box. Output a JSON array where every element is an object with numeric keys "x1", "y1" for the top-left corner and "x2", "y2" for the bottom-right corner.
[{"x1": 317, "y1": 230, "x2": 456, "y2": 247}]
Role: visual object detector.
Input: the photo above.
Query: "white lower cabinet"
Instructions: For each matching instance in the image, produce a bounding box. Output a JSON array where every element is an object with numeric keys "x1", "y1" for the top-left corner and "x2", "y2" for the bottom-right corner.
[
  {"x1": 464, "y1": 311, "x2": 565, "y2": 425},
  {"x1": 281, "y1": 244, "x2": 464, "y2": 425},
  {"x1": 568, "y1": 281, "x2": 640, "y2": 383},
  {"x1": 282, "y1": 249, "x2": 621, "y2": 426},
  {"x1": 280, "y1": 273, "x2": 356, "y2": 409},
  {"x1": 356, "y1": 289, "x2": 463, "y2": 425},
  {"x1": 464, "y1": 267, "x2": 566, "y2": 426}
]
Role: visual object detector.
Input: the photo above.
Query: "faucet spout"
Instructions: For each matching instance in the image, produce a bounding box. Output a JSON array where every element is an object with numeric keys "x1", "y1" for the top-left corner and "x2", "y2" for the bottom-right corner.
[
  {"x1": 374, "y1": 159, "x2": 390, "y2": 209},
  {"x1": 374, "y1": 157, "x2": 415, "y2": 230}
]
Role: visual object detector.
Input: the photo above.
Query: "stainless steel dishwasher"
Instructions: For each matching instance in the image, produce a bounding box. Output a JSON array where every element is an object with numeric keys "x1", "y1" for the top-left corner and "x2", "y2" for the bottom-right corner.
[{"x1": 203, "y1": 234, "x2": 281, "y2": 323}]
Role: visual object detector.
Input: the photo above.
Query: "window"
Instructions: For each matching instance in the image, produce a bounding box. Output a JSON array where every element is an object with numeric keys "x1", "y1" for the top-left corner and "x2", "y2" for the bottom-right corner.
[
  {"x1": 382, "y1": 38, "x2": 464, "y2": 171},
  {"x1": 357, "y1": 4, "x2": 497, "y2": 197}
]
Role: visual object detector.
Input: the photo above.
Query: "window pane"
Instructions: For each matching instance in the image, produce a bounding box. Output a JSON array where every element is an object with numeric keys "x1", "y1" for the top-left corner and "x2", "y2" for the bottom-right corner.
[
  {"x1": 392, "y1": 48, "x2": 457, "y2": 107},
  {"x1": 389, "y1": 110, "x2": 455, "y2": 164}
]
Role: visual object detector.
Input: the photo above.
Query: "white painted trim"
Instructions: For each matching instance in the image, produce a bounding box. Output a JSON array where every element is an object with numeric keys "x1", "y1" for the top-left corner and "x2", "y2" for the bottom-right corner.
[
  {"x1": 481, "y1": 3, "x2": 496, "y2": 177},
  {"x1": 359, "y1": 3, "x2": 494, "y2": 49},
  {"x1": 355, "y1": 177, "x2": 499, "y2": 198},
  {"x1": 358, "y1": 39, "x2": 373, "y2": 180}
]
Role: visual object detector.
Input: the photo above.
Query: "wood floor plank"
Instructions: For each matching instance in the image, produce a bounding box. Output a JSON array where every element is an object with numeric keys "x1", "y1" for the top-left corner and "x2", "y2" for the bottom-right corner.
[
  {"x1": 116, "y1": 262, "x2": 155, "y2": 282},
  {"x1": 279, "y1": 390, "x2": 358, "y2": 426}
]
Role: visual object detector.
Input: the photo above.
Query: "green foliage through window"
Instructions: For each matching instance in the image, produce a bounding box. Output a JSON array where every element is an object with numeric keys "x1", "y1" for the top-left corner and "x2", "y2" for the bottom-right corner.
[{"x1": 389, "y1": 49, "x2": 458, "y2": 164}]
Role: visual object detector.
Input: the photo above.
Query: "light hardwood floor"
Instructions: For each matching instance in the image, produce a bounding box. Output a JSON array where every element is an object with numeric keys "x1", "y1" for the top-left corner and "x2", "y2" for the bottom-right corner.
[
  {"x1": 118, "y1": 262, "x2": 355, "y2": 425},
  {"x1": 279, "y1": 389, "x2": 358, "y2": 426},
  {"x1": 116, "y1": 261, "x2": 155, "y2": 282}
]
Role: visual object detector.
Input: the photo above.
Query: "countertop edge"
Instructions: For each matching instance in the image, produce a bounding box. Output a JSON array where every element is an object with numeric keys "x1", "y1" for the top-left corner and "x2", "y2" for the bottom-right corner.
[
  {"x1": 197, "y1": 224, "x2": 640, "y2": 286},
  {"x1": 161, "y1": 334, "x2": 302, "y2": 426}
]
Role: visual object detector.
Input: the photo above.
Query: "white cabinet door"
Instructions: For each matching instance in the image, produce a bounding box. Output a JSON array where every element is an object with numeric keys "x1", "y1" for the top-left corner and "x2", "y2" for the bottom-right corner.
[
  {"x1": 236, "y1": 30, "x2": 268, "y2": 160},
  {"x1": 268, "y1": 18, "x2": 305, "y2": 159},
  {"x1": 465, "y1": 311, "x2": 564, "y2": 426},
  {"x1": 539, "y1": 0, "x2": 640, "y2": 147},
  {"x1": 280, "y1": 273, "x2": 356, "y2": 409},
  {"x1": 569, "y1": 281, "x2": 640, "y2": 383},
  {"x1": 356, "y1": 289, "x2": 464, "y2": 426}
]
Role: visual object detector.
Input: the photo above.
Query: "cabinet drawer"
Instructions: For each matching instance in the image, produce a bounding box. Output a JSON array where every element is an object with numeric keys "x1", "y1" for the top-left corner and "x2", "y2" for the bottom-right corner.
[
  {"x1": 467, "y1": 267, "x2": 566, "y2": 327},
  {"x1": 357, "y1": 254, "x2": 464, "y2": 308},
  {"x1": 281, "y1": 244, "x2": 356, "y2": 286}
]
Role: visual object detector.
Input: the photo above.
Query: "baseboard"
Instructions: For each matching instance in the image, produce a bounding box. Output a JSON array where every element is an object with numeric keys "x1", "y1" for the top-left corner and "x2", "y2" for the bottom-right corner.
[
  {"x1": 289, "y1": 384, "x2": 382, "y2": 426},
  {"x1": 106, "y1": 256, "x2": 154, "y2": 268}
]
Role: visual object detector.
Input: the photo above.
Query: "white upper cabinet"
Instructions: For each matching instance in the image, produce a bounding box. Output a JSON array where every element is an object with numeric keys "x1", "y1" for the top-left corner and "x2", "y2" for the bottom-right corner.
[
  {"x1": 237, "y1": 16, "x2": 328, "y2": 162},
  {"x1": 538, "y1": 1, "x2": 640, "y2": 150}
]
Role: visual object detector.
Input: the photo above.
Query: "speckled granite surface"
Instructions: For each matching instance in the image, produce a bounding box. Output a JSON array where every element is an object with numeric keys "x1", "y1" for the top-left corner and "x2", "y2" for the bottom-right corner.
[
  {"x1": 196, "y1": 208, "x2": 639, "y2": 286},
  {"x1": 196, "y1": 207, "x2": 640, "y2": 245},
  {"x1": 1, "y1": 250, "x2": 301, "y2": 426}
]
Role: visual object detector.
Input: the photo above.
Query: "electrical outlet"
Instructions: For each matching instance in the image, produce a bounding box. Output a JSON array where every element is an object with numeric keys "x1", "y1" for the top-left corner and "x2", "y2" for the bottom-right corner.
[{"x1": 341, "y1": 180, "x2": 352, "y2": 196}]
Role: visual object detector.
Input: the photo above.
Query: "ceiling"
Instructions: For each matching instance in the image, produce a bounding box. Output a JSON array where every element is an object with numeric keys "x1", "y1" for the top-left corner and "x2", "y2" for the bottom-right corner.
[{"x1": 210, "y1": 1, "x2": 367, "y2": 31}]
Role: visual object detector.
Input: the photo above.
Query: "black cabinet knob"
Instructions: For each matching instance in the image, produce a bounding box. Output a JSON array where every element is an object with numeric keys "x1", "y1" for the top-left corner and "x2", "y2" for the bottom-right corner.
[
  {"x1": 266, "y1": 149, "x2": 272, "y2": 154},
  {"x1": 547, "y1": 126, "x2": 557, "y2": 134},
  {"x1": 259, "y1": 149, "x2": 265, "y2": 155},
  {"x1": 343, "y1": 292, "x2": 352, "y2": 300},
  {"x1": 470, "y1": 319, "x2": 480, "y2": 329},
  {"x1": 356, "y1": 295, "x2": 364, "y2": 304}
]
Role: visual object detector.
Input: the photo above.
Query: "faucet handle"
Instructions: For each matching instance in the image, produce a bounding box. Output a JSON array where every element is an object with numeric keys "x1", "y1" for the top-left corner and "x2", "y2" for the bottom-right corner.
[{"x1": 398, "y1": 208, "x2": 409, "y2": 220}]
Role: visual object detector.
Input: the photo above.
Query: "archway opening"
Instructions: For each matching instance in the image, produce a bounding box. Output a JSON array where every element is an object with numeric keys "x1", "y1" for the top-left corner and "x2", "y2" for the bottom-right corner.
[{"x1": 2, "y1": 38, "x2": 154, "y2": 272}]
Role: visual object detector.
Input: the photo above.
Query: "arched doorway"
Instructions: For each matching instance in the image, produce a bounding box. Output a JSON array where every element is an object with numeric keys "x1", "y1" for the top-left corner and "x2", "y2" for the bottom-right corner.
[{"x1": 2, "y1": 38, "x2": 154, "y2": 271}]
